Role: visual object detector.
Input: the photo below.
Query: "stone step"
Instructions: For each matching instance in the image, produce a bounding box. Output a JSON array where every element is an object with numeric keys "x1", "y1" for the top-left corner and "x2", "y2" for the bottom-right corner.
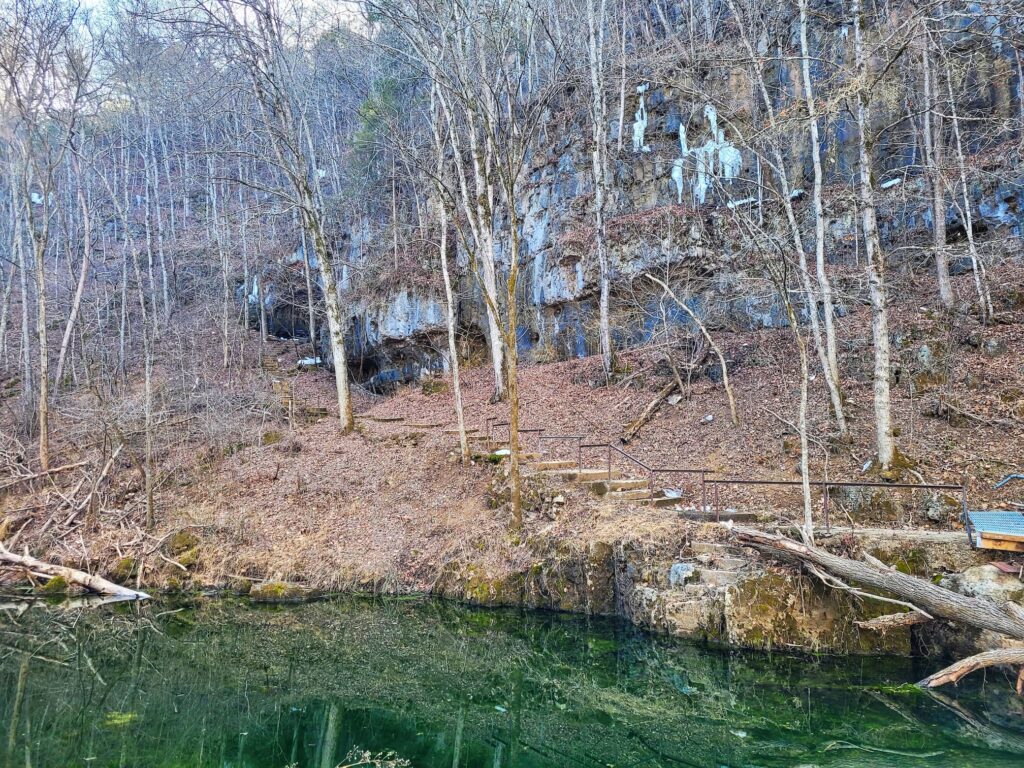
[
  {"x1": 406, "y1": 422, "x2": 443, "y2": 428},
  {"x1": 364, "y1": 415, "x2": 405, "y2": 423},
  {"x1": 606, "y1": 488, "x2": 654, "y2": 501},
  {"x1": 527, "y1": 459, "x2": 576, "y2": 471},
  {"x1": 539, "y1": 468, "x2": 625, "y2": 482},
  {"x1": 700, "y1": 569, "x2": 740, "y2": 587},
  {"x1": 642, "y1": 496, "x2": 684, "y2": 508},
  {"x1": 717, "y1": 556, "x2": 748, "y2": 570},
  {"x1": 443, "y1": 427, "x2": 479, "y2": 435},
  {"x1": 691, "y1": 541, "x2": 733, "y2": 556},
  {"x1": 679, "y1": 509, "x2": 759, "y2": 523},
  {"x1": 586, "y1": 478, "x2": 650, "y2": 495}
]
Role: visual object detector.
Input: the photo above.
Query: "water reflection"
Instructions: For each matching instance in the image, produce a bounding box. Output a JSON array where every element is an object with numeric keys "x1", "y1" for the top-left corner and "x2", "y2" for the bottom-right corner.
[{"x1": 1, "y1": 595, "x2": 1022, "y2": 767}]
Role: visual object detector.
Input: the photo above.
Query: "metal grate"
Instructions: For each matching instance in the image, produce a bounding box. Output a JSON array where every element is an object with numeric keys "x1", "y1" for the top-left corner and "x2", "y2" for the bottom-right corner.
[{"x1": 966, "y1": 510, "x2": 1024, "y2": 548}]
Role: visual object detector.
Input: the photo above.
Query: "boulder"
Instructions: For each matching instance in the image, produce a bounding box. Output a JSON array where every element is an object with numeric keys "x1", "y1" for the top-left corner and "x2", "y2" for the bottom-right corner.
[{"x1": 941, "y1": 565, "x2": 1024, "y2": 606}]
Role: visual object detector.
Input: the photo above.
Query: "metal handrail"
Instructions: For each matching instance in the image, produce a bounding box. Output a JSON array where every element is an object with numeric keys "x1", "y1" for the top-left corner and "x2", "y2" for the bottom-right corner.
[
  {"x1": 704, "y1": 477, "x2": 967, "y2": 531},
  {"x1": 579, "y1": 442, "x2": 715, "y2": 510},
  {"x1": 538, "y1": 434, "x2": 585, "y2": 467},
  {"x1": 470, "y1": 424, "x2": 966, "y2": 530}
]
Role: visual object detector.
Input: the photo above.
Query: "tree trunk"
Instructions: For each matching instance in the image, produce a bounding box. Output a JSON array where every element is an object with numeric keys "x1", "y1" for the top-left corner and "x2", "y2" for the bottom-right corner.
[
  {"x1": 17, "y1": 203, "x2": 34, "y2": 431},
  {"x1": 853, "y1": 0, "x2": 895, "y2": 468},
  {"x1": 798, "y1": 0, "x2": 844, "y2": 412},
  {"x1": 307, "y1": 211, "x2": 353, "y2": 432},
  {"x1": 730, "y1": 526, "x2": 1024, "y2": 640},
  {"x1": 941, "y1": 47, "x2": 994, "y2": 320},
  {"x1": 921, "y1": 34, "x2": 953, "y2": 309},
  {"x1": 616, "y1": 0, "x2": 627, "y2": 152},
  {"x1": 54, "y1": 151, "x2": 92, "y2": 387},
  {"x1": 33, "y1": 236, "x2": 49, "y2": 472},
  {"x1": 300, "y1": 226, "x2": 316, "y2": 348},
  {"x1": 587, "y1": 0, "x2": 613, "y2": 380},
  {"x1": 732, "y1": 0, "x2": 848, "y2": 438},
  {"x1": 919, "y1": 649, "x2": 1024, "y2": 690}
]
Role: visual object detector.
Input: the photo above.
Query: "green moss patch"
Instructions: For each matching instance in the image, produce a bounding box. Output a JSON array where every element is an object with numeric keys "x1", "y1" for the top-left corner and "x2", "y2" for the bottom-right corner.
[{"x1": 250, "y1": 581, "x2": 317, "y2": 603}]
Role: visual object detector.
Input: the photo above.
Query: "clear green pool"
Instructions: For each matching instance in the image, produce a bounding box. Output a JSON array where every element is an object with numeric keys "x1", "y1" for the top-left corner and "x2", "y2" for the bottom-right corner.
[{"x1": 1, "y1": 596, "x2": 1022, "y2": 767}]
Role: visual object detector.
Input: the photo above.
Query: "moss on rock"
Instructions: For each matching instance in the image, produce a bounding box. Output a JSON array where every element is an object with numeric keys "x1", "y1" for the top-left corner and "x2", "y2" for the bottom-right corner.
[
  {"x1": 250, "y1": 581, "x2": 317, "y2": 603},
  {"x1": 39, "y1": 575, "x2": 69, "y2": 595},
  {"x1": 166, "y1": 530, "x2": 200, "y2": 556},
  {"x1": 109, "y1": 557, "x2": 138, "y2": 584}
]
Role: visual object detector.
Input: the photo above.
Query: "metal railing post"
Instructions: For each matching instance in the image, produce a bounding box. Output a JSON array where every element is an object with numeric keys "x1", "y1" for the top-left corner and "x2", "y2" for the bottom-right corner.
[{"x1": 823, "y1": 484, "x2": 831, "y2": 533}]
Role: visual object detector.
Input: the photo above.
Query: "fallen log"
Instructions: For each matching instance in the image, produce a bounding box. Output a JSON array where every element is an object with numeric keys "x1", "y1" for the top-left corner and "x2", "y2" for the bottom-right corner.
[
  {"x1": 0, "y1": 542, "x2": 149, "y2": 600},
  {"x1": 918, "y1": 649, "x2": 1024, "y2": 692},
  {"x1": 728, "y1": 525, "x2": 1024, "y2": 692},
  {"x1": 855, "y1": 611, "x2": 932, "y2": 633},
  {"x1": 0, "y1": 460, "x2": 88, "y2": 492},
  {"x1": 621, "y1": 379, "x2": 678, "y2": 444},
  {"x1": 728, "y1": 525, "x2": 1024, "y2": 640}
]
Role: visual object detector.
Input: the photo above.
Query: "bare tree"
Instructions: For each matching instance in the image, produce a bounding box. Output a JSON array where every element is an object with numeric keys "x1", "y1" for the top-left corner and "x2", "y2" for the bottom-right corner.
[
  {"x1": 0, "y1": 0, "x2": 92, "y2": 470},
  {"x1": 586, "y1": 0, "x2": 613, "y2": 379},
  {"x1": 189, "y1": 0, "x2": 355, "y2": 430},
  {"x1": 852, "y1": 0, "x2": 896, "y2": 469},
  {"x1": 919, "y1": 24, "x2": 954, "y2": 309}
]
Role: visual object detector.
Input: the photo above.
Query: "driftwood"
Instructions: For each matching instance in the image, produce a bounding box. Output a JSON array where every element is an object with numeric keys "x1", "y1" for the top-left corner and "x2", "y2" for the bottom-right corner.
[
  {"x1": 0, "y1": 542, "x2": 149, "y2": 599},
  {"x1": 727, "y1": 525, "x2": 1024, "y2": 691}
]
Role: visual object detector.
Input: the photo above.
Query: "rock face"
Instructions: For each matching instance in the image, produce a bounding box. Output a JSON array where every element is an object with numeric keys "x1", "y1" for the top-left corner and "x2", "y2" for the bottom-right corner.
[
  {"x1": 429, "y1": 525, "x2": 1012, "y2": 655},
  {"x1": 250, "y1": 10, "x2": 1024, "y2": 388},
  {"x1": 331, "y1": 290, "x2": 450, "y2": 393},
  {"x1": 435, "y1": 534, "x2": 931, "y2": 654}
]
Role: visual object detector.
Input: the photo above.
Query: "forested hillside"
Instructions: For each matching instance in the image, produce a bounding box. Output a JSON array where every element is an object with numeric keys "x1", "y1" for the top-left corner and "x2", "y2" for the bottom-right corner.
[{"x1": 1, "y1": 0, "x2": 1023, "y2": 670}]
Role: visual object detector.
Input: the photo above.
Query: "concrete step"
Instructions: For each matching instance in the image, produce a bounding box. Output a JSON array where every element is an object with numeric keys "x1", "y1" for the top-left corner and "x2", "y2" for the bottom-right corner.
[
  {"x1": 691, "y1": 541, "x2": 733, "y2": 556},
  {"x1": 539, "y1": 468, "x2": 625, "y2": 482},
  {"x1": 679, "y1": 509, "x2": 759, "y2": 523},
  {"x1": 700, "y1": 569, "x2": 740, "y2": 587},
  {"x1": 586, "y1": 478, "x2": 650, "y2": 495},
  {"x1": 606, "y1": 488, "x2": 654, "y2": 501},
  {"x1": 642, "y1": 496, "x2": 684, "y2": 508},
  {"x1": 717, "y1": 556, "x2": 747, "y2": 570},
  {"x1": 527, "y1": 460, "x2": 576, "y2": 471}
]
